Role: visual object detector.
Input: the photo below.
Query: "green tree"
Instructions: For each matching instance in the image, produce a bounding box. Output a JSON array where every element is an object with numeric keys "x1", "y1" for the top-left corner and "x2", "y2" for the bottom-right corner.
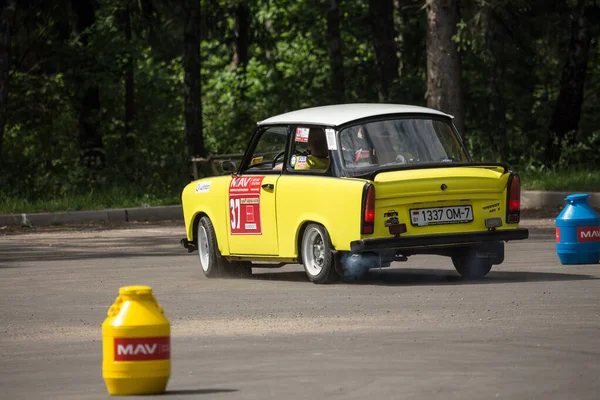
[
  {"x1": 0, "y1": 0, "x2": 16, "y2": 158},
  {"x1": 183, "y1": 0, "x2": 205, "y2": 158},
  {"x1": 545, "y1": 0, "x2": 599, "y2": 165}
]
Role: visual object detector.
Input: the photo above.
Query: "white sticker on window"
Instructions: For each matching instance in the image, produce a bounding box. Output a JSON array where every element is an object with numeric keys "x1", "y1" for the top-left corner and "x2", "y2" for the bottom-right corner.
[
  {"x1": 325, "y1": 129, "x2": 337, "y2": 150},
  {"x1": 195, "y1": 181, "x2": 211, "y2": 193},
  {"x1": 295, "y1": 127, "x2": 309, "y2": 142}
]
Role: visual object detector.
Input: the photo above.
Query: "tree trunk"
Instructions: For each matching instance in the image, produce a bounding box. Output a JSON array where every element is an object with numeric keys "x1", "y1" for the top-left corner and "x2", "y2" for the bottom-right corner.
[
  {"x1": 139, "y1": 0, "x2": 158, "y2": 42},
  {"x1": 183, "y1": 0, "x2": 205, "y2": 158},
  {"x1": 425, "y1": 0, "x2": 465, "y2": 137},
  {"x1": 368, "y1": 0, "x2": 399, "y2": 102},
  {"x1": 122, "y1": 5, "x2": 135, "y2": 152},
  {"x1": 483, "y1": 2, "x2": 508, "y2": 161},
  {"x1": 327, "y1": 0, "x2": 344, "y2": 104},
  {"x1": 72, "y1": 0, "x2": 105, "y2": 168},
  {"x1": 0, "y1": 0, "x2": 15, "y2": 159},
  {"x1": 544, "y1": 0, "x2": 593, "y2": 166},
  {"x1": 233, "y1": 2, "x2": 250, "y2": 70}
]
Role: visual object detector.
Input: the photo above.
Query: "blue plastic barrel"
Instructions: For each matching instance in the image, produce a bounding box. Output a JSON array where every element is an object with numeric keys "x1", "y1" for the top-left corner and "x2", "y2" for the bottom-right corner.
[{"x1": 555, "y1": 193, "x2": 600, "y2": 265}]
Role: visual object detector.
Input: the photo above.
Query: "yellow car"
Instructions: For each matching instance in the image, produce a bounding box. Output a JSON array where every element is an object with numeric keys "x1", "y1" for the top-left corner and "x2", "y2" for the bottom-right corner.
[{"x1": 181, "y1": 104, "x2": 529, "y2": 284}]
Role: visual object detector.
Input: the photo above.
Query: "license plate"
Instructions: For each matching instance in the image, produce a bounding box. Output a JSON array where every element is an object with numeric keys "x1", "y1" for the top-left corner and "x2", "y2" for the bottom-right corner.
[{"x1": 410, "y1": 205, "x2": 473, "y2": 226}]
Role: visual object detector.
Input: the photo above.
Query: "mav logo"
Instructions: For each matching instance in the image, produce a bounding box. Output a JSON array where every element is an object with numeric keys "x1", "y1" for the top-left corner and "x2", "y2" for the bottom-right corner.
[
  {"x1": 577, "y1": 226, "x2": 600, "y2": 243},
  {"x1": 114, "y1": 337, "x2": 170, "y2": 361}
]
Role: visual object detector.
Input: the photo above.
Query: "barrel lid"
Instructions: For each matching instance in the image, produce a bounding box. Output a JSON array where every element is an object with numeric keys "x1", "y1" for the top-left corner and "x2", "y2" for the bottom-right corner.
[
  {"x1": 119, "y1": 285, "x2": 153, "y2": 296},
  {"x1": 565, "y1": 193, "x2": 590, "y2": 202}
]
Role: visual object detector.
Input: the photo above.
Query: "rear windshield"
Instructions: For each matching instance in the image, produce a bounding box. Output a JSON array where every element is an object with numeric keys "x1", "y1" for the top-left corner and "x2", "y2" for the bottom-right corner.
[{"x1": 338, "y1": 117, "x2": 469, "y2": 174}]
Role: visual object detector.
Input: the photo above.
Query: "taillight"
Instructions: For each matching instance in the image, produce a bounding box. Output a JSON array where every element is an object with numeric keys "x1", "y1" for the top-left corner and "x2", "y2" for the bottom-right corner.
[
  {"x1": 506, "y1": 174, "x2": 520, "y2": 223},
  {"x1": 361, "y1": 184, "x2": 375, "y2": 234}
]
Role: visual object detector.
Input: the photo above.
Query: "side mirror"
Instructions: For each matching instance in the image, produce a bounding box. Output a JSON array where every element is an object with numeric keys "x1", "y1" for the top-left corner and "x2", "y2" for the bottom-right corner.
[{"x1": 221, "y1": 160, "x2": 237, "y2": 174}]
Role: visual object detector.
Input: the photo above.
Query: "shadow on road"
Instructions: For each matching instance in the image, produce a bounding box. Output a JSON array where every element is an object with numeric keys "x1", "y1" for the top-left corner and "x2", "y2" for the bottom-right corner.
[
  {"x1": 154, "y1": 388, "x2": 238, "y2": 396},
  {"x1": 250, "y1": 268, "x2": 597, "y2": 286},
  {"x1": 0, "y1": 235, "x2": 187, "y2": 266}
]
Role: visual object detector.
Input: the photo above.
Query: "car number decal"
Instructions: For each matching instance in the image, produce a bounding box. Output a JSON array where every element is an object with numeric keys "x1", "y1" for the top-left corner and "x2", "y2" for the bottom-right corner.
[{"x1": 228, "y1": 176, "x2": 265, "y2": 235}]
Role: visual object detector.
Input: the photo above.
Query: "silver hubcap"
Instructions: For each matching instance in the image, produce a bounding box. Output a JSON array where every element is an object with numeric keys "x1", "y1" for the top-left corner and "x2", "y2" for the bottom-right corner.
[
  {"x1": 198, "y1": 226, "x2": 210, "y2": 271},
  {"x1": 303, "y1": 228, "x2": 325, "y2": 276}
]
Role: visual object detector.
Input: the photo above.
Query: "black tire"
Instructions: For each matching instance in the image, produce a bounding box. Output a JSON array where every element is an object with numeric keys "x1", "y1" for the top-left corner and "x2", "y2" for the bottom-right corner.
[
  {"x1": 301, "y1": 224, "x2": 340, "y2": 284},
  {"x1": 196, "y1": 216, "x2": 229, "y2": 278},
  {"x1": 196, "y1": 216, "x2": 252, "y2": 279},
  {"x1": 452, "y1": 249, "x2": 493, "y2": 279}
]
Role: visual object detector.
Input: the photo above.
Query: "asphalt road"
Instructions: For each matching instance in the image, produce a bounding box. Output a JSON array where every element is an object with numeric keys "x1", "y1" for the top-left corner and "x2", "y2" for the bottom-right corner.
[{"x1": 1, "y1": 222, "x2": 599, "y2": 400}]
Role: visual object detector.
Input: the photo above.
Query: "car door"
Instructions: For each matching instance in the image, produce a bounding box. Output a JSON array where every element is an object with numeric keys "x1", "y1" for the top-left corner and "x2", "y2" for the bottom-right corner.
[{"x1": 226, "y1": 126, "x2": 288, "y2": 256}]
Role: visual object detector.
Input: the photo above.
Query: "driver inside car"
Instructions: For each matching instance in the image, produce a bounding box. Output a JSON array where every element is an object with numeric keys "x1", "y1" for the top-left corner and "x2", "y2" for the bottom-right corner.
[
  {"x1": 293, "y1": 128, "x2": 330, "y2": 171},
  {"x1": 272, "y1": 127, "x2": 330, "y2": 171}
]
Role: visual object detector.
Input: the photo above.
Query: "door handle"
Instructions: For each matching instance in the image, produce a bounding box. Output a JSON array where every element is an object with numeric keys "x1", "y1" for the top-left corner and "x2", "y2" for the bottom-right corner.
[{"x1": 261, "y1": 183, "x2": 274, "y2": 190}]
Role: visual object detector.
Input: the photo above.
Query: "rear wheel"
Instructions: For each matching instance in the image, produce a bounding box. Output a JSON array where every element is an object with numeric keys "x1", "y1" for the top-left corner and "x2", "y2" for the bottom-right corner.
[
  {"x1": 301, "y1": 224, "x2": 340, "y2": 284},
  {"x1": 452, "y1": 249, "x2": 493, "y2": 279}
]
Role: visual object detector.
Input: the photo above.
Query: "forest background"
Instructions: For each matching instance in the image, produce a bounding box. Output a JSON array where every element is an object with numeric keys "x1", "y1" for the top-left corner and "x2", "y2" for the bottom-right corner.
[{"x1": 0, "y1": 0, "x2": 599, "y2": 213}]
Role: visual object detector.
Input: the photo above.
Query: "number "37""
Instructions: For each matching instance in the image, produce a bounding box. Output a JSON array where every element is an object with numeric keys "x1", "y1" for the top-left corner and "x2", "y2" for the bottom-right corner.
[{"x1": 230, "y1": 198, "x2": 241, "y2": 230}]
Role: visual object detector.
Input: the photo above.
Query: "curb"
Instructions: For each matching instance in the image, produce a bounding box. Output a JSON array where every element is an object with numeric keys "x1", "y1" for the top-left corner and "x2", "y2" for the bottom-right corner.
[
  {"x1": 0, "y1": 205, "x2": 183, "y2": 228},
  {"x1": 0, "y1": 191, "x2": 598, "y2": 228}
]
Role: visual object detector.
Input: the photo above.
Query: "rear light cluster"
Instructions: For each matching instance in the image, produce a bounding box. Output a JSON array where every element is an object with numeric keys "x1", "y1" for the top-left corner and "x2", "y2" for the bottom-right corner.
[
  {"x1": 506, "y1": 174, "x2": 521, "y2": 224},
  {"x1": 361, "y1": 184, "x2": 375, "y2": 234}
]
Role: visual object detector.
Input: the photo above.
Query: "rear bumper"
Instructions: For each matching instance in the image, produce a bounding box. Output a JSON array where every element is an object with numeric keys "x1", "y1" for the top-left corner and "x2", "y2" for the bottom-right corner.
[{"x1": 350, "y1": 228, "x2": 529, "y2": 253}]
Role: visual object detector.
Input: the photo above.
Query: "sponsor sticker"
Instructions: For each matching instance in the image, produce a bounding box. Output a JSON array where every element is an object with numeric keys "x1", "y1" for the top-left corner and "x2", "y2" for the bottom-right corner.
[
  {"x1": 295, "y1": 127, "x2": 309, "y2": 143},
  {"x1": 384, "y1": 210, "x2": 399, "y2": 227},
  {"x1": 229, "y1": 176, "x2": 265, "y2": 235},
  {"x1": 296, "y1": 156, "x2": 307, "y2": 169},
  {"x1": 114, "y1": 337, "x2": 170, "y2": 361},
  {"x1": 556, "y1": 227, "x2": 560, "y2": 243},
  {"x1": 577, "y1": 226, "x2": 600, "y2": 242},
  {"x1": 250, "y1": 156, "x2": 263, "y2": 166},
  {"x1": 195, "y1": 181, "x2": 211, "y2": 194},
  {"x1": 325, "y1": 128, "x2": 338, "y2": 150},
  {"x1": 482, "y1": 202, "x2": 500, "y2": 213}
]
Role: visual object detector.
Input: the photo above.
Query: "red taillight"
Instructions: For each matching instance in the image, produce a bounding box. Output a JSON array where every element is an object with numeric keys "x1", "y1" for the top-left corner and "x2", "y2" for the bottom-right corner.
[
  {"x1": 362, "y1": 184, "x2": 375, "y2": 234},
  {"x1": 509, "y1": 175, "x2": 520, "y2": 212},
  {"x1": 506, "y1": 174, "x2": 521, "y2": 223}
]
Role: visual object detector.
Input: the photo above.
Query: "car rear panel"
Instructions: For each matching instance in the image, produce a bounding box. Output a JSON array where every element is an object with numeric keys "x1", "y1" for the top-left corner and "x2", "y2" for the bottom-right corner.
[{"x1": 369, "y1": 166, "x2": 514, "y2": 237}]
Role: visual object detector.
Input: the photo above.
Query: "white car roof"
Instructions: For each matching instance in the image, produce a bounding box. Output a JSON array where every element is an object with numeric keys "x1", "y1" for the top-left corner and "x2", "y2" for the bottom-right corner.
[{"x1": 257, "y1": 103, "x2": 453, "y2": 127}]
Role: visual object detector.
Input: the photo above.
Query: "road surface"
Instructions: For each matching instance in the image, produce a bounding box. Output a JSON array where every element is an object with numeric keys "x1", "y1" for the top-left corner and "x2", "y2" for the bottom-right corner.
[{"x1": 1, "y1": 221, "x2": 599, "y2": 399}]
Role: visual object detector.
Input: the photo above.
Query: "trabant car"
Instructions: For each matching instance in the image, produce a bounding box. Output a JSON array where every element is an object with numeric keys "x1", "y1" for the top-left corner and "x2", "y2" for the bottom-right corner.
[{"x1": 180, "y1": 104, "x2": 529, "y2": 284}]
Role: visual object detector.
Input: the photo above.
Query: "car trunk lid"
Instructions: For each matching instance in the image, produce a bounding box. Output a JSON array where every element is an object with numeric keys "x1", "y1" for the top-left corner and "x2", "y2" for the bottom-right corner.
[{"x1": 368, "y1": 164, "x2": 511, "y2": 235}]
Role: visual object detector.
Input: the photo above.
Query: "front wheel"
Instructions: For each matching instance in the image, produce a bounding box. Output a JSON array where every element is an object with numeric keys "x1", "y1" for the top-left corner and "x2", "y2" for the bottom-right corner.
[
  {"x1": 301, "y1": 224, "x2": 340, "y2": 284},
  {"x1": 196, "y1": 216, "x2": 251, "y2": 279},
  {"x1": 197, "y1": 216, "x2": 227, "y2": 278}
]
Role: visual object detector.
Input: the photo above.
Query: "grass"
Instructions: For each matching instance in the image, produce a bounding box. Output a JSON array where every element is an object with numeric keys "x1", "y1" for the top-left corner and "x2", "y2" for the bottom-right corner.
[
  {"x1": 0, "y1": 187, "x2": 180, "y2": 215},
  {"x1": 520, "y1": 168, "x2": 600, "y2": 192},
  {"x1": 1, "y1": 168, "x2": 599, "y2": 215}
]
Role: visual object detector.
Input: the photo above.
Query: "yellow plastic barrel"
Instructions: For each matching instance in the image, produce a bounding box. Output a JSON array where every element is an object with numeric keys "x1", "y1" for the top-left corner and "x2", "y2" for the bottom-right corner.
[{"x1": 102, "y1": 286, "x2": 171, "y2": 396}]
